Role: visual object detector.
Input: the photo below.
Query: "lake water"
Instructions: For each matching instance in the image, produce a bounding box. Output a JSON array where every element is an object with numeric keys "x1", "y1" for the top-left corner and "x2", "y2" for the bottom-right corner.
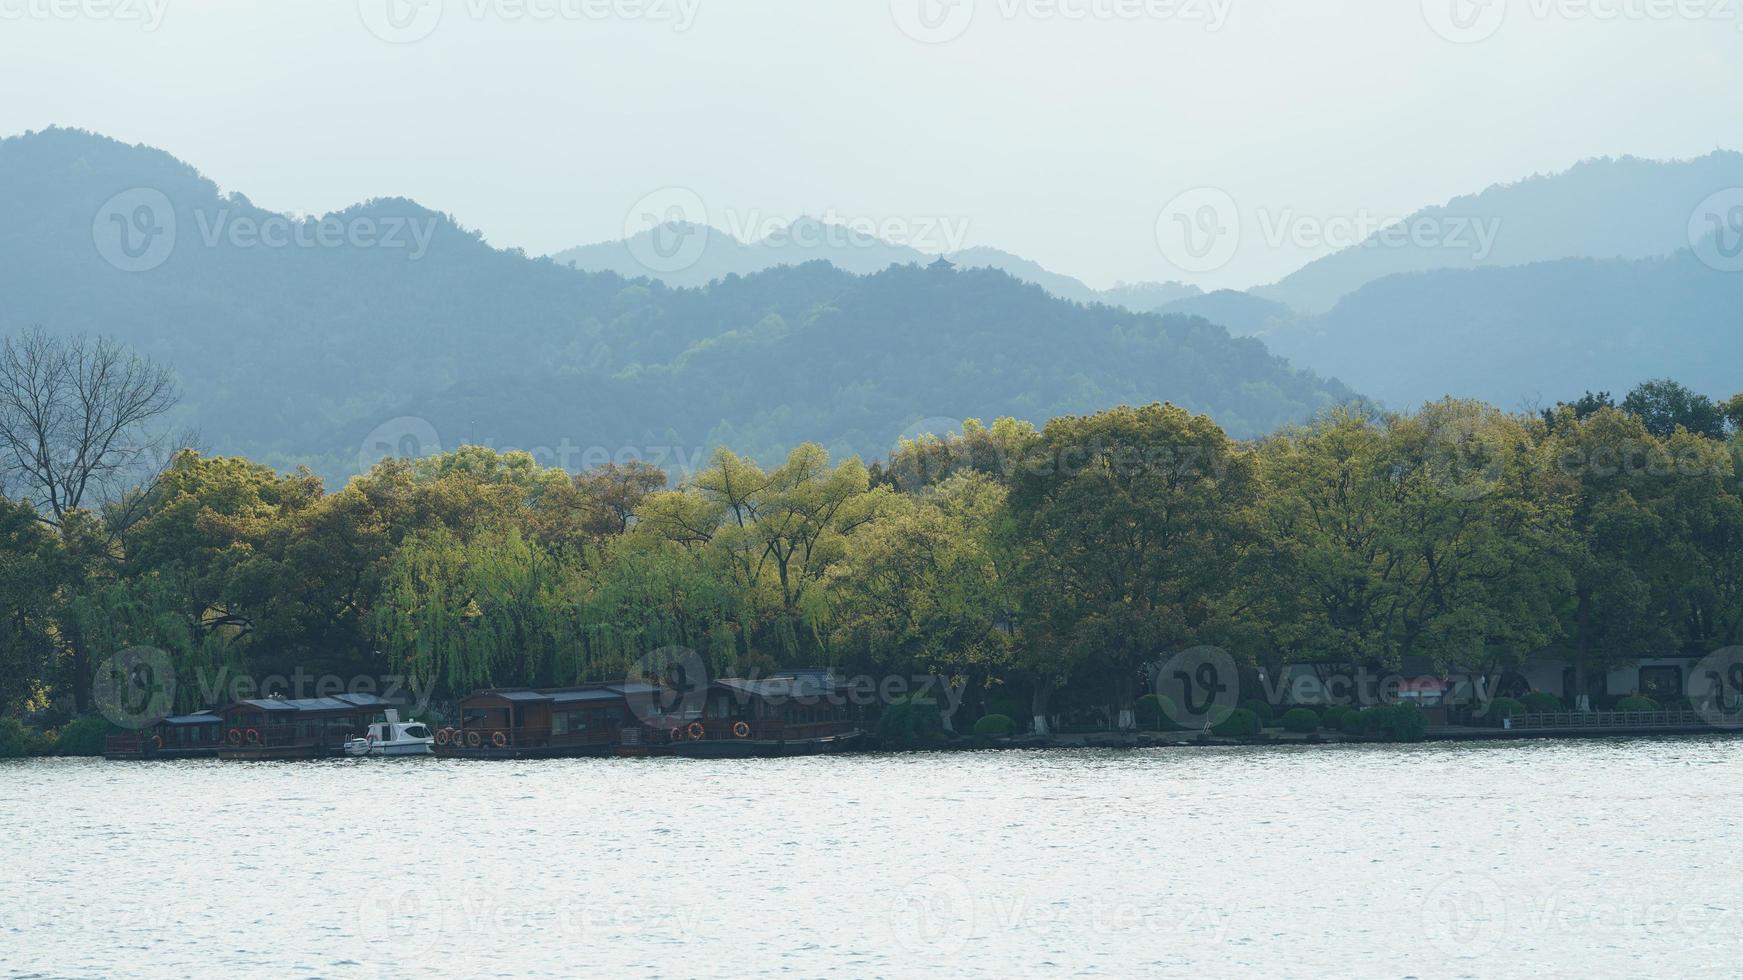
[{"x1": 4, "y1": 739, "x2": 1741, "y2": 978}]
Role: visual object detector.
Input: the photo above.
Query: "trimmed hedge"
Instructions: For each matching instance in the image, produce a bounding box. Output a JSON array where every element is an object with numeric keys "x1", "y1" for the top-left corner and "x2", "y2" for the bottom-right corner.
[
  {"x1": 1239, "y1": 699, "x2": 1275, "y2": 725},
  {"x1": 1320, "y1": 705, "x2": 1351, "y2": 730},
  {"x1": 972, "y1": 714, "x2": 1016, "y2": 737},
  {"x1": 1486, "y1": 697, "x2": 1526, "y2": 721},
  {"x1": 879, "y1": 696, "x2": 946, "y2": 745},
  {"x1": 1520, "y1": 692, "x2": 1563, "y2": 714},
  {"x1": 52, "y1": 716, "x2": 120, "y2": 757},
  {"x1": 1212, "y1": 707, "x2": 1261, "y2": 737},
  {"x1": 1616, "y1": 695, "x2": 1660, "y2": 713},
  {"x1": 1281, "y1": 708, "x2": 1320, "y2": 734},
  {"x1": 1135, "y1": 694, "x2": 1179, "y2": 731},
  {"x1": 1338, "y1": 709, "x2": 1366, "y2": 736}
]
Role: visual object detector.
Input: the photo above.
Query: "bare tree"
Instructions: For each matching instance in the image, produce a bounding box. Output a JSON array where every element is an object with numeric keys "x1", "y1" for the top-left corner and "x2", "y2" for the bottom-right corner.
[{"x1": 0, "y1": 329, "x2": 181, "y2": 524}]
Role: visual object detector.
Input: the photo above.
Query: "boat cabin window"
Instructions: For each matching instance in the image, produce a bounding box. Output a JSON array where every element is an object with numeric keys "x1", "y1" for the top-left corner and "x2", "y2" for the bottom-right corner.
[{"x1": 404, "y1": 725, "x2": 429, "y2": 739}]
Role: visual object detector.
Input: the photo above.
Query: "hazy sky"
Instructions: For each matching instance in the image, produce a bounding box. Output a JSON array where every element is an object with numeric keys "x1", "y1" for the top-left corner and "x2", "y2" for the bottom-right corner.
[{"x1": 3, "y1": 0, "x2": 1740, "y2": 290}]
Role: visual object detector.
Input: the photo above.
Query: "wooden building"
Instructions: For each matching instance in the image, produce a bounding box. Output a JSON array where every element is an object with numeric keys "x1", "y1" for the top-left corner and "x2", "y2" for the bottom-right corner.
[
  {"x1": 440, "y1": 683, "x2": 661, "y2": 758},
  {"x1": 213, "y1": 693, "x2": 400, "y2": 760},
  {"x1": 103, "y1": 712, "x2": 224, "y2": 760}
]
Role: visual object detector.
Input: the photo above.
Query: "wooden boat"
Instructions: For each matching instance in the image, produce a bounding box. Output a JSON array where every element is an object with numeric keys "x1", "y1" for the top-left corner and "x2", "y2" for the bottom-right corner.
[
  {"x1": 211, "y1": 694, "x2": 401, "y2": 760},
  {"x1": 103, "y1": 712, "x2": 224, "y2": 760}
]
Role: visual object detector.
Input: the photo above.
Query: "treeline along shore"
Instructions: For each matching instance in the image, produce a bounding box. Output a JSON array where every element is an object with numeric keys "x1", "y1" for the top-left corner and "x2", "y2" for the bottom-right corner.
[{"x1": 4, "y1": 331, "x2": 1743, "y2": 756}]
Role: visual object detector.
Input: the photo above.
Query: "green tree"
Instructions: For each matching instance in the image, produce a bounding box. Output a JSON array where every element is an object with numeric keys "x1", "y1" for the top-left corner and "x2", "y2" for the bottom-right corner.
[{"x1": 1009, "y1": 404, "x2": 1257, "y2": 731}]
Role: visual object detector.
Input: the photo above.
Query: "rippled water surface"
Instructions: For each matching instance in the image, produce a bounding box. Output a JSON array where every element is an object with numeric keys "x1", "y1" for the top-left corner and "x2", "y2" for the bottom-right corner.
[{"x1": 4, "y1": 739, "x2": 1742, "y2": 978}]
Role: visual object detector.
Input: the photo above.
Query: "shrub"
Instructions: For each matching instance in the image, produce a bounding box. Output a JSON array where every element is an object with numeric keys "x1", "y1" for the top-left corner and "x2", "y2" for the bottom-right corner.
[
  {"x1": 878, "y1": 696, "x2": 946, "y2": 745},
  {"x1": 1339, "y1": 709, "x2": 1367, "y2": 736},
  {"x1": 1212, "y1": 707, "x2": 1261, "y2": 738},
  {"x1": 1135, "y1": 694, "x2": 1179, "y2": 731},
  {"x1": 1239, "y1": 699, "x2": 1275, "y2": 725},
  {"x1": 0, "y1": 719, "x2": 47, "y2": 759},
  {"x1": 1281, "y1": 708, "x2": 1320, "y2": 734},
  {"x1": 1520, "y1": 692, "x2": 1563, "y2": 714},
  {"x1": 1617, "y1": 695, "x2": 1660, "y2": 713},
  {"x1": 986, "y1": 699, "x2": 1027, "y2": 727},
  {"x1": 972, "y1": 714, "x2": 1016, "y2": 738},
  {"x1": 1377, "y1": 703, "x2": 1427, "y2": 742},
  {"x1": 53, "y1": 716, "x2": 120, "y2": 757},
  {"x1": 1486, "y1": 697, "x2": 1526, "y2": 721},
  {"x1": 1320, "y1": 705, "x2": 1350, "y2": 730}
]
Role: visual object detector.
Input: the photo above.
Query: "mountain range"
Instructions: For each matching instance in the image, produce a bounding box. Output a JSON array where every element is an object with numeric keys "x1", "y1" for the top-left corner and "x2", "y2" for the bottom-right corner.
[
  {"x1": 551, "y1": 223, "x2": 1203, "y2": 312},
  {"x1": 557, "y1": 150, "x2": 1743, "y2": 412},
  {"x1": 0, "y1": 128, "x2": 1350, "y2": 484}
]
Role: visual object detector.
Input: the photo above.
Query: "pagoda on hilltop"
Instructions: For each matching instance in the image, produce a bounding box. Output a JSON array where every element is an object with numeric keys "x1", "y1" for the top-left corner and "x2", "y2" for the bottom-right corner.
[{"x1": 928, "y1": 255, "x2": 956, "y2": 272}]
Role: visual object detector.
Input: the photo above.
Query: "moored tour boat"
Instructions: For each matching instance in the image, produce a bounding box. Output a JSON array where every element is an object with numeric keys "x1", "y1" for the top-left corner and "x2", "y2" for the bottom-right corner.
[{"x1": 342, "y1": 710, "x2": 435, "y2": 757}]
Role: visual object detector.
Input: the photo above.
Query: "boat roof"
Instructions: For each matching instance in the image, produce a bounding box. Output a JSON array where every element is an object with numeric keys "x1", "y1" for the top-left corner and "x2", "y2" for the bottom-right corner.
[
  {"x1": 223, "y1": 693, "x2": 396, "y2": 714},
  {"x1": 161, "y1": 712, "x2": 221, "y2": 726},
  {"x1": 463, "y1": 682, "x2": 662, "y2": 706}
]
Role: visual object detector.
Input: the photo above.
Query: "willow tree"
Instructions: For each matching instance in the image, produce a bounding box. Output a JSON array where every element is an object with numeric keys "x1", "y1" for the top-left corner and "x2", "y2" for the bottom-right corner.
[{"x1": 373, "y1": 525, "x2": 586, "y2": 696}]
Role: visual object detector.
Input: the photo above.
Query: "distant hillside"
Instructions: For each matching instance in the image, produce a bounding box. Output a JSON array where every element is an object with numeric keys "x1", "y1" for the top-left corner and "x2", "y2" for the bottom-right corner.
[
  {"x1": 1256, "y1": 151, "x2": 1743, "y2": 313},
  {"x1": 1156, "y1": 290, "x2": 1296, "y2": 338},
  {"x1": 1268, "y1": 249, "x2": 1743, "y2": 410},
  {"x1": 553, "y1": 226, "x2": 1201, "y2": 312},
  {"x1": 0, "y1": 128, "x2": 1351, "y2": 483}
]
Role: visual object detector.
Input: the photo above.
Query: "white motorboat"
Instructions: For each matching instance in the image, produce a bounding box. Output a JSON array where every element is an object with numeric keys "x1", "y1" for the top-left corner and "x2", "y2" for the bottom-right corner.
[{"x1": 342, "y1": 710, "x2": 436, "y2": 757}]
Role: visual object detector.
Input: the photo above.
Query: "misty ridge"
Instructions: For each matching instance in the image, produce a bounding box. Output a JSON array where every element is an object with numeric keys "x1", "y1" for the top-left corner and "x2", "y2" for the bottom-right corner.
[{"x1": 4, "y1": 126, "x2": 1741, "y2": 485}]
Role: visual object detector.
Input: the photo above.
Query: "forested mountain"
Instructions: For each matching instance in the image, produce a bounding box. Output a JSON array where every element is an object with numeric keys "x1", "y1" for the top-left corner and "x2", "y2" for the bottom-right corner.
[
  {"x1": 552, "y1": 226, "x2": 1201, "y2": 311},
  {"x1": 1256, "y1": 151, "x2": 1743, "y2": 313},
  {"x1": 1268, "y1": 250, "x2": 1743, "y2": 410},
  {"x1": 0, "y1": 128, "x2": 1350, "y2": 483}
]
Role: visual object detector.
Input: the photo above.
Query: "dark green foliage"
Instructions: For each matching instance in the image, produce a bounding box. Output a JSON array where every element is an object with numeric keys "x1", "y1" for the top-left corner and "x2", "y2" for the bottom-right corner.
[
  {"x1": 1135, "y1": 694, "x2": 1178, "y2": 731},
  {"x1": 1239, "y1": 699, "x2": 1275, "y2": 724},
  {"x1": 1621, "y1": 379, "x2": 1729, "y2": 439},
  {"x1": 1281, "y1": 708, "x2": 1320, "y2": 733},
  {"x1": 1339, "y1": 710, "x2": 1368, "y2": 736},
  {"x1": 1616, "y1": 695, "x2": 1661, "y2": 713},
  {"x1": 0, "y1": 719, "x2": 46, "y2": 759},
  {"x1": 1319, "y1": 705, "x2": 1350, "y2": 730},
  {"x1": 1212, "y1": 708, "x2": 1261, "y2": 738},
  {"x1": 52, "y1": 716, "x2": 119, "y2": 757},
  {"x1": 879, "y1": 696, "x2": 947, "y2": 745},
  {"x1": 1372, "y1": 703, "x2": 1427, "y2": 742},
  {"x1": 1487, "y1": 697, "x2": 1526, "y2": 721},
  {"x1": 972, "y1": 714, "x2": 1016, "y2": 738},
  {"x1": 986, "y1": 699, "x2": 1028, "y2": 725},
  {"x1": 1520, "y1": 692, "x2": 1564, "y2": 713}
]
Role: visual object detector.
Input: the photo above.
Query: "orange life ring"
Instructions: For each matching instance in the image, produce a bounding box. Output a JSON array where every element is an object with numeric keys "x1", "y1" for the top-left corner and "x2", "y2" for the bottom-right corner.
[
  {"x1": 466, "y1": 730, "x2": 482, "y2": 748},
  {"x1": 732, "y1": 721, "x2": 751, "y2": 739},
  {"x1": 492, "y1": 731, "x2": 508, "y2": 748},
  {"x1": 244, "y1": 728, "x2": 261, "y2": 745},
  {"x1": 226, "y1": 728, "x2": 242, "y2": 746},
  {"x1": 669, "y1": 727, "x2": 685, "y2": 743},
  {"x1": 152, "y1": 734, "x2": 165, "y2": 749},
  {"x1": 687, "y1": 721, "x2": 706, "y2": 740},
  {"x1": 435, "y1": 728, "x2": 451, "y2": 745}
]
